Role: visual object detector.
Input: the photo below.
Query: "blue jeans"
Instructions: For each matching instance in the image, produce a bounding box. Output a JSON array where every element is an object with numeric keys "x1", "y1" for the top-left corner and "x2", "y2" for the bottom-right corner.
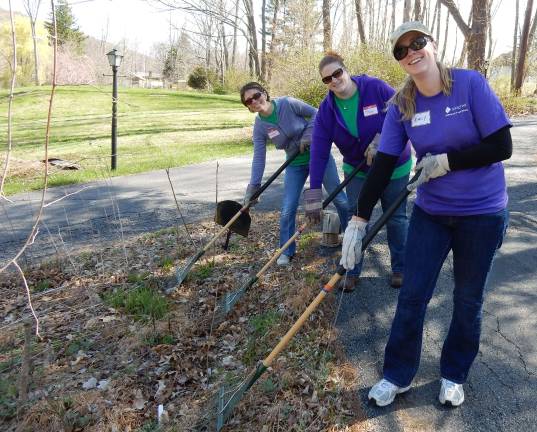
[
  {"x1": 344, "y1": 173, "x2": 409, "y2": 277},
  {"x1": 383, "y1": 205, "x2": 509, "y2": 387},
  {"x1": 280, "y1": 154, "x2": 348, "y2": 257}
]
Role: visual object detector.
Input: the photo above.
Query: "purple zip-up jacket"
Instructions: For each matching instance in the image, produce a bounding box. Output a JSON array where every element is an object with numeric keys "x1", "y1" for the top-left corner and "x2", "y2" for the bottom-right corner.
[{"x1": 309, "y1": 75, "x2": 411, "y2": 189}]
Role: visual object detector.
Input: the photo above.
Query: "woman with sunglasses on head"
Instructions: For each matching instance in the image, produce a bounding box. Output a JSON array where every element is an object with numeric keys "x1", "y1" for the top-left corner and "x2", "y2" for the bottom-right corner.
[
  {"x1": 304, "y1": 52, "x2": 412, "y2": 291},
  {"x1": 340, "y1": 22, "x2": 512, "y2": 407},
  {"x1": 240, "y1": 82, "x2": 348, "y2": 266}
]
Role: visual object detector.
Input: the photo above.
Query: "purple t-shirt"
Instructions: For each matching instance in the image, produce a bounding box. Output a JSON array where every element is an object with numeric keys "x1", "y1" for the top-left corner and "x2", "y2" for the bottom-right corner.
[{"x1": 379, "y1": 69, "x2": 511, "y2": 215}]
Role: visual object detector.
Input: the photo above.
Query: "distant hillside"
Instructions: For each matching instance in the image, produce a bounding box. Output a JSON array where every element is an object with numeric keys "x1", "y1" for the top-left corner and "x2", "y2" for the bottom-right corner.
[{"x1": 0, "y1": 6, "x2": 163, "y2": 87}]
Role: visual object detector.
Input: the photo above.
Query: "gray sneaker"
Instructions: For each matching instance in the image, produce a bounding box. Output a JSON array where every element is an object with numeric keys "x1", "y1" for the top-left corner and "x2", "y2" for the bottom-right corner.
[
  {"x1": 439, "y1": 378, "x2": 465, "y2": 406},
  {"x1": 368, "y1": 378, "x2": 411, "y2": 407},
  {"x1": 276, "y1": 254, "x2": 291, "y2": 266}
]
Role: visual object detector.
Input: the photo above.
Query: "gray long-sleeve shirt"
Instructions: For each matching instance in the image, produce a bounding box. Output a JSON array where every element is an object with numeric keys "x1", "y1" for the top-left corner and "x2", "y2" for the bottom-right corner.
[{"x1": 249, "y1": 97, "x2": 317, "y2": 186}]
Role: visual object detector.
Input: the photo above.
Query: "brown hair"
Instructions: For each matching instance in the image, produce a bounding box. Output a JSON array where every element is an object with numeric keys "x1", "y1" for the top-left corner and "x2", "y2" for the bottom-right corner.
[
  {"x1": 391, "y1": 61, "x2": 453, "y2": 120},
  {"x1": 239, "y1": 81, "x2": 270, "y2": 105},
  {"x1": 318, "y1": 51, "x2": 346, "y2": 73}
]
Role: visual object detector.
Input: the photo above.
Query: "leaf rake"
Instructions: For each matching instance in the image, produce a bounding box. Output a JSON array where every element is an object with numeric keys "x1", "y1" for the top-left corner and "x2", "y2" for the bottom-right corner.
[
  {"x1": 212, "y1": 160, "x2": 367, "y2": 323},
  {"x1": 198, "y1": 172, "x2": 419, "y2": 430}
]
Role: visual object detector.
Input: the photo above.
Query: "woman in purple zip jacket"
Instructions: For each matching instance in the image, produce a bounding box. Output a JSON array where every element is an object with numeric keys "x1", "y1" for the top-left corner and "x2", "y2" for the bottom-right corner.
[
  {"x1": 340, "y1": 22, "x2": 512, "y2": 407},
  {"x1": 304, "y1": 51, "x2": 412, "y2": 291},
  {"x1": 240, "y1": 82, "x2": 348, "y2": 266}
]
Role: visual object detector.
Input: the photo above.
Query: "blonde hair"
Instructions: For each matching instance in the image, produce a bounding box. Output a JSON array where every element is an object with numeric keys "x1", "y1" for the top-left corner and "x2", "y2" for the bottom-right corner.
[{"x1": 391, "y1": 61, "x2": 453, "y2": 120}]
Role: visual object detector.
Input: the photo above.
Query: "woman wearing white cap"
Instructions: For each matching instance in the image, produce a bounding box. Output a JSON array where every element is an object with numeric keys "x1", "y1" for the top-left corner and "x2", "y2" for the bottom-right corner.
[{"x1": 340, "y1": 21, "x2": 512, "y2": 406}]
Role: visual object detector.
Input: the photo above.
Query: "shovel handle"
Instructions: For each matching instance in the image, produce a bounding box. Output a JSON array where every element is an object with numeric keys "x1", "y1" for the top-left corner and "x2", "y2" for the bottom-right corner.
[
  {"x1": 322, "y1": 160, "x2": 366, "y2": 209},
  {"x1": 203, "y1": 210, "x2": 244, "y2": 251},
  {"x1": 248, "y1": 148, "x2": 301, "y2": 204}
]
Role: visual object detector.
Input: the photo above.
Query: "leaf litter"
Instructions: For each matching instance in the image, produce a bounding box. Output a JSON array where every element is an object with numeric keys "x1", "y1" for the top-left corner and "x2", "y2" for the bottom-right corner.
[{"x1": 0, "y1": 212, "x2": 368, "y2": 431}]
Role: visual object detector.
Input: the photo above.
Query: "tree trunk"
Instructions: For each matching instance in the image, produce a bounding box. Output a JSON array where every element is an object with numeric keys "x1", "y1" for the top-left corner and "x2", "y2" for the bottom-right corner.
[
  {"x1": 381, "y1": 0, "x2": 390, "y2": 45},
  {"x1": 391, "y1": 0, "x2": 396, "y2": 35},
  {"x1": 30, "y1": 20, "x2": 40, "y2": 86},
  {"x1": 441, "y1": 5, "x2": 449, "y2": 62},
  {"x1": 23, "y1": 0, "x2": 42, "y2": 86},
  {"x1": 243, "y1": 0, "x2": 260, "y2": 79},
  {"x1": 414, "y1": 0, "x2": 421, "y2": 20},
  {"x1": 440, "y1": 0, "x2": 490, "y2": 73},
  {"x1": 404, "y1": 0, "x2": 412, "y2": 22},
  {"x1": 267, "y1": 0, "x2": 280, "y2": 83},
  {"x1": 436, "y1": 0, "x2": 441, "y2": 41},
  {"x1": 231, "y1": 0, "x2": 239, "y2": 67},
  {"x1": 261, "y1": 0, "x2": 267, "y2": 81},
  {"x1": 528, "y1": 3, "x2": 537, "y2": 43},
  {"x1": 430, "y1": 0, "x2": 439, "y2": 36},
  {"x1": 514, "y1": 0, "x2": 534, "y2": 95},
  {"x1": 322, "y1": 0, "x2": 332, "y2": 51},
  {"x1": 355, "y1": 0, "x2": 366, "y2": 44},
  {"x1": 511, "y1": 0, "x2": 519, "y2": 89}
]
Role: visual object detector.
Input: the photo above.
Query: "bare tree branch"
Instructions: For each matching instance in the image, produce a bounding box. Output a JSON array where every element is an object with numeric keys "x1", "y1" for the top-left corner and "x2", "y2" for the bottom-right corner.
[{"x1": 0, "y1": 0, "x2": 57, "y2": 273}]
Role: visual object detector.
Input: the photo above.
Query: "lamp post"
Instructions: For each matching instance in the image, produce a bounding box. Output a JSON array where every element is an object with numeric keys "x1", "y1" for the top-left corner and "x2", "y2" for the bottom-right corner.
[{"x1": 106, "y1": 48, "x2": 123, "y2": 170}]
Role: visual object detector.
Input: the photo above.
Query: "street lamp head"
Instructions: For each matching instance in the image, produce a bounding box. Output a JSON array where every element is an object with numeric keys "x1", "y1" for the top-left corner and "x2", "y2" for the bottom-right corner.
[{"x1": 106, "y1": 48, "x2": 123, "y2": 68}]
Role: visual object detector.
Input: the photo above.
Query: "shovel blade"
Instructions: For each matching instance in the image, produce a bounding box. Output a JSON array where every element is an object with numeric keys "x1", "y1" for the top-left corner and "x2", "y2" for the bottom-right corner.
[{"x1": 214, "y1": 200, "x2": 251, "y2": 237}]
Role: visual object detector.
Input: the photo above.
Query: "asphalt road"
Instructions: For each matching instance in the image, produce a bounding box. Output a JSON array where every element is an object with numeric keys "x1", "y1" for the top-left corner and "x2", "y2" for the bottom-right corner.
[{"x1": 1, "y1": 117, "x2": 535, "y2": 431}]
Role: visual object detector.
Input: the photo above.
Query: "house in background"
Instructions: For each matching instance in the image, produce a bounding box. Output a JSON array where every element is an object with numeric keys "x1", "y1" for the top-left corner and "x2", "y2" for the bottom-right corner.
[{"x1": 131, "y1": 71, "x2": 164, "y2": 88}]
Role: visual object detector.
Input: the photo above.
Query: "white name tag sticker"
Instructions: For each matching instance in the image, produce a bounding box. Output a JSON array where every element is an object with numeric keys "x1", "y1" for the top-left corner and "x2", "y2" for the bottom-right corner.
[
  {"x1": 363, "y1": 104, "x2": 378, "y2": 117},
  {"x1": 267, "y1": 128, "x2": 280, "y2": 139},
  {"x1": 411, "y1": 111, "x2": 431, "y2": 127}
]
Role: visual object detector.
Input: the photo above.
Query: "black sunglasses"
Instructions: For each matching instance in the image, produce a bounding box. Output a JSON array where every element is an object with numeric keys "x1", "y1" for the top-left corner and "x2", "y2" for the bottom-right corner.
[
  {"x1": 321, "y1": 68, "x2": 344, "y2": 84},
  {"x1": 244, "y1": 91, "x2": 263, "y2": 106},
  {"x1": 393, "y1": 36, "x2": 430, "y2": 61}
]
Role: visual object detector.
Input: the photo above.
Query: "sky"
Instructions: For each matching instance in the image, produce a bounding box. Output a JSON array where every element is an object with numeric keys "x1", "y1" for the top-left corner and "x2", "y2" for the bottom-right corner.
[{"x1": 0, "y1": 0, "x2": 526, "y2": 58}]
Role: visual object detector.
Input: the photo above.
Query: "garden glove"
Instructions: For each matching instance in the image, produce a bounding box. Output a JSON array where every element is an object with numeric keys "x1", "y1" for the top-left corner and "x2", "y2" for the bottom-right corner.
[
  {"x1": 364, "y1": 133, "x2": 380, "y2": 166},
  {"x1": 244, "y1": 184, "x2": 261, "y2": 206},
  {"x1": 408, "y1": 153, "x2": 450, "y2": 191},
  {"x1": 299, "y1": 128, "x2": 312, "y2": 154},
  {"x1": 299, "y1": 139, "x2": 310, "y2": 154},
  {"x1": 303, "y1": 188, "x2": 323, "y2": 224},
  {"x1": 339, "y1": 218, "x2": 368, "y2": 271}
]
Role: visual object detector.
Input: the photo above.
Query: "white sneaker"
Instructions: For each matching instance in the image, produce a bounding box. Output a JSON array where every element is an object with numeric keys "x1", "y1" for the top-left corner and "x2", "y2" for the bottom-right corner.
[
  {"x1": 439, "y1": 378, "x2": 465, "y2": 406},
  {"x1": 276, "y1": 254, "x2": 290, "y2": 266},
  {"x1": 368, "y1": 378, "x2": 411, "y2": 407}
]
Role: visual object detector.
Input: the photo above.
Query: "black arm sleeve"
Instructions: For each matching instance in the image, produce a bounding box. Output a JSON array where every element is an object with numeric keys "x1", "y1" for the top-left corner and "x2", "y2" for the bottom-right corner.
[
  {"x1": 448, "y1": 125, "x2": 512, "y2": 170},
  {"x1": 355, "y1": 152, "x2": 399, "y2": 219}
]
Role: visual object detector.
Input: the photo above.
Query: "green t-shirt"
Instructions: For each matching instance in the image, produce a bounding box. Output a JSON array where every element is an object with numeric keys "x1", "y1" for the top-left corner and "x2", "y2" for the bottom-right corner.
[
  {"x1": 260, "y1": 100, "x2": 309, "y2": 166},
  {"x1": 335, "y1": 89, "x2": 411, "y2": 179},
  {"x1": 334, "y1": 90, "x2": 359, "y2": 138},
  {"x1": 258, "y1": 100, "x2": 278, "y2": 124}
]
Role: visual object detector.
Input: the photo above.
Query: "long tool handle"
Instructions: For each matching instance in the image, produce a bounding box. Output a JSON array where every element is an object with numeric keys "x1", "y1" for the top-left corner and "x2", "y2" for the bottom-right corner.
[
  {"x1": 249, "y1": 148, "x2": 301, "y2": 203},
  {"x1": 322, "y1": 160, "x2": 366, "y2": 208},
  {"x1": 206, "y1": 149, "x2": 302, "y2": 252},
  {"x1": 262, "y1": 170, "x2": 420, "y2": 367},
  {"x1": 254, "y1": 160, "x2": 367, "y2": 279}
]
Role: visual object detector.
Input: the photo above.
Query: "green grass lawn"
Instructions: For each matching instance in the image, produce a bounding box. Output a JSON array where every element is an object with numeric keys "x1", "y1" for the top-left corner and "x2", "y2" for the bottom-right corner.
[{"x1": 0, "y1": 86, "x2": 254, "y2": 195}]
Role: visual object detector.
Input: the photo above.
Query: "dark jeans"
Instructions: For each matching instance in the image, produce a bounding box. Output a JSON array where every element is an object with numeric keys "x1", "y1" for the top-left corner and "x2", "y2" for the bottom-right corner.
[{"x1": 383, "y1": 205, "x2": 509, "y2": 387}]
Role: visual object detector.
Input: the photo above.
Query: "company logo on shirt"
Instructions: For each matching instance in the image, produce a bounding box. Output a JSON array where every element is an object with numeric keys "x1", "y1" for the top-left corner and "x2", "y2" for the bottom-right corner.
[{"x1": 445, "y1": 104, "x2": 468, "y2": 117}]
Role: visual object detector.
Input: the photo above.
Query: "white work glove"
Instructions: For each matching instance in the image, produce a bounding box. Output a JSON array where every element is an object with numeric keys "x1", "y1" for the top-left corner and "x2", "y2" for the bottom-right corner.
[
  {"x1": 364, "y1": 133, "x2": 380, "y2": 166},
  {"x1": 339, "y1": 218, "x2": 368, "y2": 270},
  {"x1": 408, "y1": 153, "x2": 450, "y2": 191},
  {"x1": 244, "y1": 184, "x2": 261, "y2": 206}
]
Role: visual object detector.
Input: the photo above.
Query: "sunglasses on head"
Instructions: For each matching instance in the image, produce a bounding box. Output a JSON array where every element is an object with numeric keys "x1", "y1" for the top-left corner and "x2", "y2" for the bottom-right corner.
[
  {"x1": 393, "y1": 35, "x2": 430, "y2": 61},
  {"x1": 244, "y1": 91, "x2": 263, "y2": 106},
  {"x1": 321, "y1": 68, "x2": 344, "y2": 84}
]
